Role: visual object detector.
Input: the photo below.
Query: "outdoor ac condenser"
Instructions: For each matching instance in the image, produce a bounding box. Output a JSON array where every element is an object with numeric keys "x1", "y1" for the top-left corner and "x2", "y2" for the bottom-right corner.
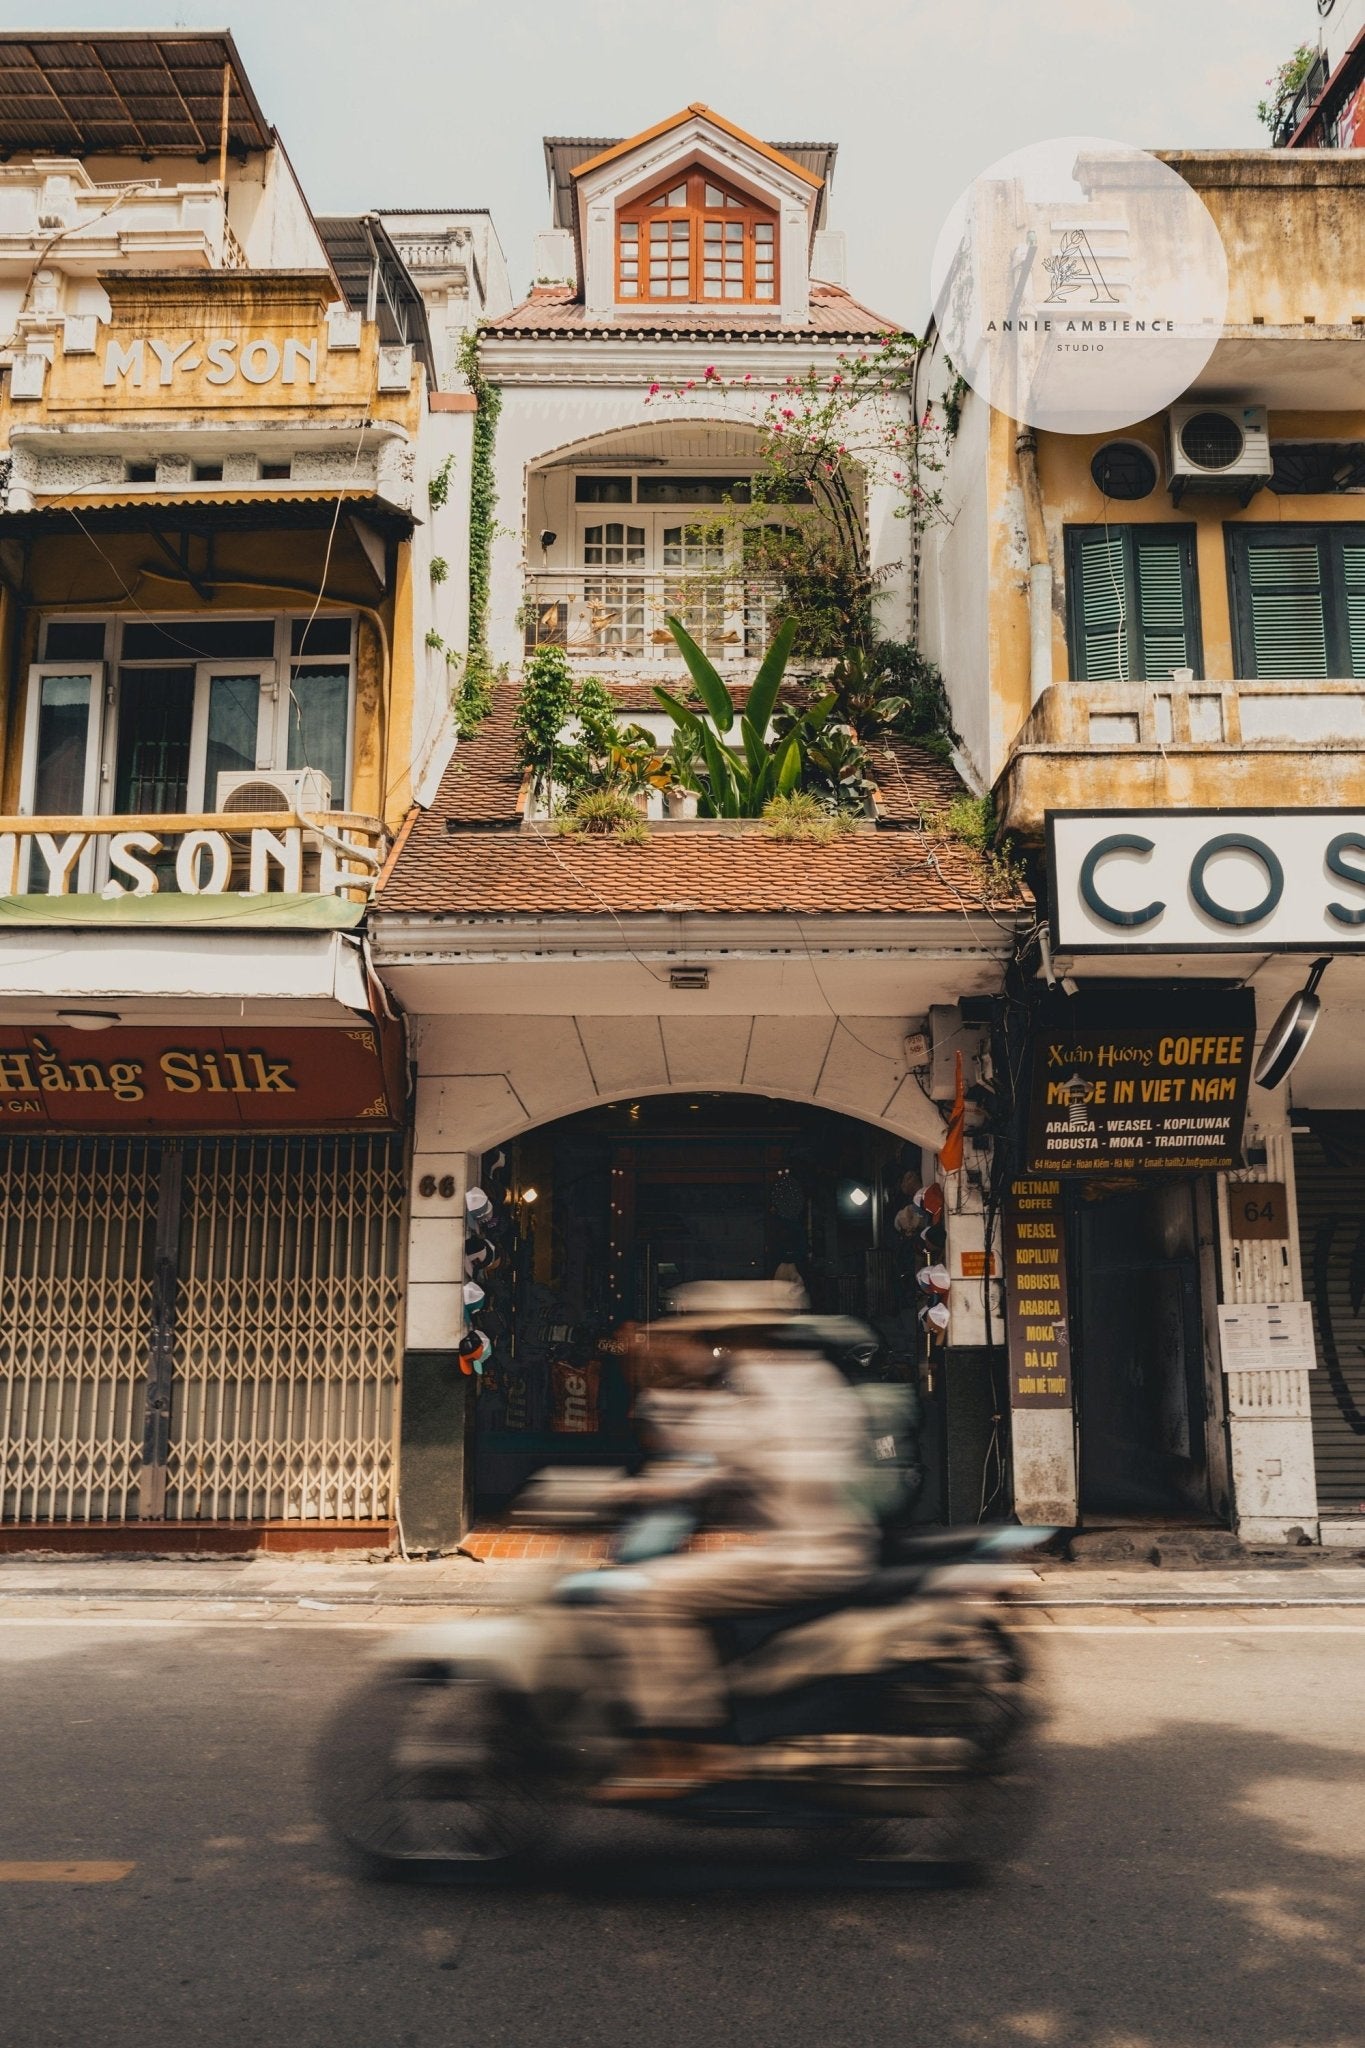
[
  {"x1": 215, "y1": 768, "x2": 333, "y2": 816},
  {"x1": 1166, "y1": 404, "x2": 1273, "y2": 506}
]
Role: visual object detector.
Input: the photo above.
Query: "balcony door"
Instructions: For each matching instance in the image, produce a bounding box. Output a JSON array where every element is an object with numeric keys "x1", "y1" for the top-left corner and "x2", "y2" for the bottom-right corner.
[
  {"x1": 21, "y1": 657, "x2": 268, "y2": 894},
  {"x1": 111, "y1": 664, "x2": 262, "y2": 817},
  {"x1": 573, "y1": 512, "x2": 736, "y2": 660}
]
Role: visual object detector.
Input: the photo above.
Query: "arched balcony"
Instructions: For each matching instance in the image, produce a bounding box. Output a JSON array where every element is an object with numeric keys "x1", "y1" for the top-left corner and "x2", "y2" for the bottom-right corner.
[{"x1": 516, "y1": 417, "x2": 866, "y2": 673}]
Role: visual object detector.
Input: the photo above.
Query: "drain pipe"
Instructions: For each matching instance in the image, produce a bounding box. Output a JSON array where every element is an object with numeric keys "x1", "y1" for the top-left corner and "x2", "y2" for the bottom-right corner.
[{"x1": 1015, "y1": 427, "x2": 1053, "y2": 706}]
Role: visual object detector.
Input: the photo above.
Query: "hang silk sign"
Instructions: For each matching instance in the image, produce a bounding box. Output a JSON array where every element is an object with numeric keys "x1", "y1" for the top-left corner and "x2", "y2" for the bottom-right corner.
[{"x1": 0, "y1": 1026, "x2": 403, "y2": 1130}]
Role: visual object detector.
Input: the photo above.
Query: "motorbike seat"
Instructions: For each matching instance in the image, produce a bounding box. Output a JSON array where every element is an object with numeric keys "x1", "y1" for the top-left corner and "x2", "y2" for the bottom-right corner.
[{"x1": 707, "y1": 1563, "x2": 935, "y2": 1660}]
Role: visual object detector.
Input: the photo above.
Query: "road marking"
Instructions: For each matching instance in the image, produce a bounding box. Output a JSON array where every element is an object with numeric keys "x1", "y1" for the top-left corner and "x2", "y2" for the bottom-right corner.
[{"x1": 0, "y1": 1862, "x2": 133, "y2": 1883}]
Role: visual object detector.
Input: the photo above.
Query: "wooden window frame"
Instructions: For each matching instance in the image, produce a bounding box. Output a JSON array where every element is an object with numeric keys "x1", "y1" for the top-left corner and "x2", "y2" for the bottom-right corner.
[
  {"x1": 1226, "y1": 522, "x2": 1365, "y2": 679},
  {"x1": 615, "y1": 167, "x2": 779, "y2": 307},
  {"x1": 1063, "y1": 524, "x2": 1203, "y2": 683}
]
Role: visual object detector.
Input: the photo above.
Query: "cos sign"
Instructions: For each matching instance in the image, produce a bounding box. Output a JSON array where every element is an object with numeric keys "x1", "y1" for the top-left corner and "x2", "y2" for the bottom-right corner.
[{"x1": 1050, "y1": 810, "x2": 1365, "y2": 952}]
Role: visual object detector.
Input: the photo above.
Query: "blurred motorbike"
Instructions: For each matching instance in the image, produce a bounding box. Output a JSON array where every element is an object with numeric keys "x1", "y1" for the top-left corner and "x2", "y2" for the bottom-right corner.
[{"x1": 316, "y1": 1469, "x2": 1051, "y2": 1884}]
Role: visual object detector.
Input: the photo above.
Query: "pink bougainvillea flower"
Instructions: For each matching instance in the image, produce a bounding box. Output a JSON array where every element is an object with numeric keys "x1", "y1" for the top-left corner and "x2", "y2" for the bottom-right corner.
[
  {"x1": 703, "y1": 365, "x2": 718, "y2": 380},
  {"x1": 648, "y1": 382, "x2": 661, "y2": 396},
  {"x1": 781, "y1": 408, "x2": 796, "y2": 420}
]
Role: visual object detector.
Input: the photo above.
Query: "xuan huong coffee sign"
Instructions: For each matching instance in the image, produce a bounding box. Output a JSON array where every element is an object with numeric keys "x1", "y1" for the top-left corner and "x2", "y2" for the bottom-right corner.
[{"x1": 1026, "y1": 990, "x2": 1255, "y2": 1174}]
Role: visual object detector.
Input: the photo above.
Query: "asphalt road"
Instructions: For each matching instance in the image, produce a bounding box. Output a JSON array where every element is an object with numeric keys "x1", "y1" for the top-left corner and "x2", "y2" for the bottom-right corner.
[{"x1": 2, "y1": 1604, "x2": 1363, "y2": 2048}]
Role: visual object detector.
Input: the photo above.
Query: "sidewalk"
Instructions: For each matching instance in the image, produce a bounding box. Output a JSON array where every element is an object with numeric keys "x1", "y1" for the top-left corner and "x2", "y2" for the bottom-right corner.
[{"x1": 1, "y1": 1549, "x2": 1362, "y2": 1612}]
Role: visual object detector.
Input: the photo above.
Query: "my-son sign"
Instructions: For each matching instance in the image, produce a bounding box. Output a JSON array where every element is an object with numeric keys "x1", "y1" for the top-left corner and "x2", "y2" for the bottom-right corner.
[{"x1": 0, "y1": 822, "x2": 376, "y2": 898}]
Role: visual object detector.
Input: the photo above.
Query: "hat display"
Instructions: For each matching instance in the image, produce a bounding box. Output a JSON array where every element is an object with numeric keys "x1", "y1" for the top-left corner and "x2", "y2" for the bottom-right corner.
[
  {"x1": 916, "y1": 1263, "x2": 951, "y2": 1297},
  {"x1": 893, "y1": 1205, "x2": 920, "y2": 1239},
  {"x1": 462, "y1": 1279, "x2": 486, "y2": 1310},
  {"x1": 457, "y1": 1327, "x2": 492, "y2": 1375},
  {"x1": 465, "y1": 1186, "x2": 493, "y2": 1222},
  {"x1": 919, "y1": 1183, "x2": 945, "y2": 1221},
  {"x1": 920, "y1": 1299, "x2": 950, "y2": 1333}
]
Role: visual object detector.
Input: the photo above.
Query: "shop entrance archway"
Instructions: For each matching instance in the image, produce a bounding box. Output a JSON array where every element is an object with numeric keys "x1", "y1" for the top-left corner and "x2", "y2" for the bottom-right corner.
[{"x1": 463, "y1": 1093, "x2": 933, "y2": 1520}]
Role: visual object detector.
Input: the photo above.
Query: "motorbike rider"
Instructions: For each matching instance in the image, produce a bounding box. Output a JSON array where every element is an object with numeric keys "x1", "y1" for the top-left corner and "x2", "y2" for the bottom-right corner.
[{"x1": 598, "y1": 1279, "x2": 881, "y2": 1790}]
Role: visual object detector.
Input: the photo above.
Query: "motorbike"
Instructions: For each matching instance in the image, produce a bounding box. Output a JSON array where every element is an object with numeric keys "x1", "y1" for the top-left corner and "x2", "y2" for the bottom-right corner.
[{"x1": 316, "y1": 1475, "x2": 1052, "y2": 1886}]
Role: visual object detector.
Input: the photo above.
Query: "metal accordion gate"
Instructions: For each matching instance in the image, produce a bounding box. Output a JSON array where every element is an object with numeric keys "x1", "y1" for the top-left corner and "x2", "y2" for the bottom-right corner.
[{"x1": 0, "y1": 1132, "x2": 406, "y2": 1527}]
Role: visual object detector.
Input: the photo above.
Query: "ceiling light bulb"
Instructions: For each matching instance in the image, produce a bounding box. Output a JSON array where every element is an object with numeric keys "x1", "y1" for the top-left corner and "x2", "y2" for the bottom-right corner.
[
  {"x1": 521, "y1": 1186, "x2": 539, "y2": 1204},
  {"x1": 848, "y1": 1185, "x2": 870, "y2": 1207}
]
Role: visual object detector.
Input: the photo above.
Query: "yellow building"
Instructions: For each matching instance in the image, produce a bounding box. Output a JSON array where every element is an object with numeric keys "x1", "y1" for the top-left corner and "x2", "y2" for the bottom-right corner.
[
  {"x1": 920, "y1": 148, "x2": 1365, "y2": 1549},
  {"x1": 0, "y1": 33, "x2": 448, "y2": 1548}
]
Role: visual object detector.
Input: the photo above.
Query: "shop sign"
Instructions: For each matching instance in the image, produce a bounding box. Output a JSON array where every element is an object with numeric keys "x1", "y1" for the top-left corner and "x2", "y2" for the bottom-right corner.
[
  {"x1": 0, "y1": 1025, "x2": 402, "y2": 1131},
  {"x1": 1002, "y1": 1178, "x2": 1072, "y2": 1408},
  {"x1": 1049, "y1": 810, "x2": 1365, "y2": 953},
  {"x1": 2, "y1": 824, "x2": 375, "y2": 899},
  {"x1": 1025, "y1": 990, "x2": 1254, "y2": 1174},
  {"x1": 102, "y1": 334, "x2": 320, "y2": 391}
]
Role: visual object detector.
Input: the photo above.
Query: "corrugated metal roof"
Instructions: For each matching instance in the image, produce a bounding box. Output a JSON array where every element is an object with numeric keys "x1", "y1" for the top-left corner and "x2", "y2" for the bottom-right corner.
[
  {"x1": 2, "y1": 488, "x2": 415, "y2": 538},
  {"x1": 316, "y1": 215, "x2": 437, "y2": 387},
  {"x1": 0, "y1": 30, "x2": 271, "y2": 156},
  {"x1": 543, "y1": 132, "x2": 836, "y2": 230}
]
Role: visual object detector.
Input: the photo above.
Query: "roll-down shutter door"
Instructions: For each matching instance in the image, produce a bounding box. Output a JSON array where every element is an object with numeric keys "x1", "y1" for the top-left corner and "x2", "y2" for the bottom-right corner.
[{"x1": 1293, "y1": 1123, "x2": 1365, "y2": 1516}]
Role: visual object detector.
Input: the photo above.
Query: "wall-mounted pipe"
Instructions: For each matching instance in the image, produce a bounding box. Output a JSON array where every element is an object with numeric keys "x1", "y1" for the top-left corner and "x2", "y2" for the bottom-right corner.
[{"x1": 1015, "y1": 426, "x2": 1053, "y2": 706}]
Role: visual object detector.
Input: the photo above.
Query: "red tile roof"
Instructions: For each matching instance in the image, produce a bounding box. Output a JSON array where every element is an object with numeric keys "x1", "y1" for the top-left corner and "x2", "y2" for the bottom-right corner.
[
  {"x1": 378, "y1": 686, "x2": 1019, "y2": 922},
  {"x1": 483, "y1": 281, "x2": 899, "y2": 342}
]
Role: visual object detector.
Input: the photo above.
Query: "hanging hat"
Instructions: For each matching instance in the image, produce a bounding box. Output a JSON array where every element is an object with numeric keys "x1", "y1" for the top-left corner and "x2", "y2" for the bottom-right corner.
[
  {"x1": 462, "y1": 1279, "x2": 486, "y2": 1311},
  {"x1": 893, "y1": 1205, "x2": 919, "y2": 1239},
  {"x1": 920, "y1": 1299, "x2": 950, "y2": 1333},
  {"x1": 465, "y1": 1186, "x2": 493, "y2": 1222},
  {"x1": 919, "y1": 1183, "x2": 945, "y2": 1221},
  {"x1": 464, "y1": 1240, "x2": 491, "y2": 1278},
  {"x1": 916, "y1": 1263, "x2": 951, "y2": 1297},
  {"x1": 458, "y1": 1328, "x2": 492, "y2": 1374}
]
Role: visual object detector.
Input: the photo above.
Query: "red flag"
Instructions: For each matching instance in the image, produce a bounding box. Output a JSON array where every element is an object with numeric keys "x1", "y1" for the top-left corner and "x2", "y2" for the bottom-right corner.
[{"x1": 939, "y1": 1051, "x2": 966, "y2": 1173}]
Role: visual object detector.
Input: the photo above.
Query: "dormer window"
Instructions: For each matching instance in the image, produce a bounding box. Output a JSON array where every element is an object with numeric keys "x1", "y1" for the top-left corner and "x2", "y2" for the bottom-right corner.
[{"x1": 616, "y1": 168, "x2": 777, "y2": 304}]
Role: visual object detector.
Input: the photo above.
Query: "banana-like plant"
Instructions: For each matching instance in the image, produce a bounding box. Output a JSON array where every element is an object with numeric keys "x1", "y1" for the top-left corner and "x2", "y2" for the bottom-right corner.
[{"x1": 653, "y1": 616, "x2": 830, "y2": 818}]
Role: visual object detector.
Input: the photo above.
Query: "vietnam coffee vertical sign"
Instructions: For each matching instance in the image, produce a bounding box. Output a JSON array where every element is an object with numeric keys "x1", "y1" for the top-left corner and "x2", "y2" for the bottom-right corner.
[{"x1": 1003, "y1": 1178, "x2": 1071, "y2": 1408}]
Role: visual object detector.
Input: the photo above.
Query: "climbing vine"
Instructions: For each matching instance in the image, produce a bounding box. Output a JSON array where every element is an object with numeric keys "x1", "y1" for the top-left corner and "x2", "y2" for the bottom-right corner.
[{"x1": 453, "y1": 328, "x2": 503, "y2": 738}]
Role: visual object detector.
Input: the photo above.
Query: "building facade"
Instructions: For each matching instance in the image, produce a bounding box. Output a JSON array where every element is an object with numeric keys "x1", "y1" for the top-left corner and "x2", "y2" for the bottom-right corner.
[
  {"x1": 0, "y1": 32, "x2": 464, "y2": 1547},
  {"x1": 368, "y1": 104, "x2": 1023, "y2": 1548},
  {"x1": 918, "y1": 149, "x2": 1365, "y2": 1547}
]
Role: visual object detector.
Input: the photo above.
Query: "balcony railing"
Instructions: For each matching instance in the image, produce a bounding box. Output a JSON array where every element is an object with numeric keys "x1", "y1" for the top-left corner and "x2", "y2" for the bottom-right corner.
[
  {"x1": 0, "y1": 811, "x2": 386, "y2": 906},
  {"x1": 523, "y1": 570, "x2": 786, "y2": 667},
  {"x1": 997, "y1": 677, "x2": 1365, "y2": 837},
  {"x1": 0, "y1": 173, "x2": 247, "y2": 271}
]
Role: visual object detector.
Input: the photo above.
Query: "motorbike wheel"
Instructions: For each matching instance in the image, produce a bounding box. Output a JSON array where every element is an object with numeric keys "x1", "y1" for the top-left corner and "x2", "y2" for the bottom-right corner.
[
  {"x1": 316, "y1": 1666, "x2": 548, "y2": 1883},
  {"x1": 841, "y1": 1618, "x2": 1043, "y2": 1882}
]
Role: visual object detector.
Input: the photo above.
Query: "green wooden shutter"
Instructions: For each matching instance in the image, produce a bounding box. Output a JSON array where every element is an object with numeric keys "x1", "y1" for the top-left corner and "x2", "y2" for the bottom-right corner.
[
  {"x1": 1341, "y1": 544, "x2": 1365, "y2": 678},
  {"x1": 1244, "y1": 540, "x2": 1329, "y2": 677},
  {"x1": 1073, "y1": 532, "x2": 1130, "y2": 680},
  {"x1": 1133, "y1": 536, "x2": 1191, "y2": 678}
]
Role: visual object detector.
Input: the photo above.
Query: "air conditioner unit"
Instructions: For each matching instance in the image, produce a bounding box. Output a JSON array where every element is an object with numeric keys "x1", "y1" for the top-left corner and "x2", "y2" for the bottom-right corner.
[
  {"x1": 215, "y1": 768, "x2": 333, "y2": 816},
  {"x1": 1167, "y1": 403, "x2": 1272, "y2": 506}
]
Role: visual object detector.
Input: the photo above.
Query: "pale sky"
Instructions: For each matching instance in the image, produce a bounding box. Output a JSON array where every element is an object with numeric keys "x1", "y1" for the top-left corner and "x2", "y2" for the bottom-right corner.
[{"x1": 0, "y1": 0, "x2": 1311, "y2": 321}]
